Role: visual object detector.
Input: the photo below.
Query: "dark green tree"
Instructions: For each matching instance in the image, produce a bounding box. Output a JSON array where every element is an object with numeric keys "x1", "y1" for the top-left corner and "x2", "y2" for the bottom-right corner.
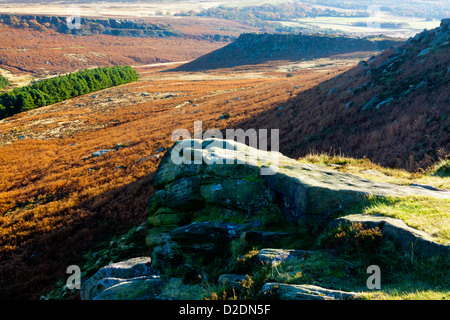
[{"x1": 0, "y1": 65, "x2": 139, "y2": 120}]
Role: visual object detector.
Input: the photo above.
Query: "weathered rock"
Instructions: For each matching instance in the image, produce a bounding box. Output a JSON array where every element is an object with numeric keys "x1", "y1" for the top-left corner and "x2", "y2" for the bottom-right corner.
[
  {"x1": 357, "y1": 60, "x2": 368, "y2": 68},
  {"x1": 91, "y1": 149, "x2": 115, "y2": 158},
  {"x1": 441, "y1": 18, "x2": 450, "y2": 31},
  {"x1": 430, "y1": 30, "x2": 450, "y2": 46},
  {"x1": 93, "y1": 276, "x2": 163, "y2": 300},
  {"x1": 362, "y1": 95, "x2": 381, "y2": 111},
  {"x1": 260, "y1": 283, "x2": 361, "y2": 300},
  {"x1": 414, "y1": 29, "x2": 427, "y2": 42},
  {"x1": 164, "y1": 176, "x2": 204, "y2": 210},
  {"x1": 147, "y1": 208, "x2": 187, "y2": 228},
  {"x1": 146, "y1": 228, "x2": 172, "y2": 247},
  {"x1": 256, "y1": 248, "x2": 314, "y2": 266},
  {"x1": 81, "y1": 257, "x2": 156, "y2": 300},
  {"x1": 375, "y1": 98, "x2": 394, "y2": 109},
  {"x1": 417, "y1": 47, "x2": 432, "y2": 57},
  {"x1": 409, "y1": 183, "x2": 445, "y2": 192},
  {"x1": 374, "y1": 56, "x2": 398, "y2": 71},
  {"x1": 199, "y1": 179, "x2": 272, "y2": 214},
  {"x1": 146, "y1": 207, "x2": 187, "y2": 247},
  {"x1": 146, "y1": 138, "x2": 450, "y2": 276},
  {"x1": 151, "y1": 243, "x2": 182, "y2": 266},
  {"x1": 84, "y1": 277, "x2": 123, "y2": 300},
  {"x1": 147, "y1": 190, "x2": 167, "y2": 214},
  {"x1": 334, "y1": 214, "x2": 450, "y2": 258}
]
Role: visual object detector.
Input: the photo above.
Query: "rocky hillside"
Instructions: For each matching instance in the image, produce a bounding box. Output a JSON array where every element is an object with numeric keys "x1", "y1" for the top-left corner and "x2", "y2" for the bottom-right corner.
[
  {"x1": 236, "y1": 19, "x2": 450, "y2": 171},
  {"x1": 175, "y1": 32, "x2": 404, "y2": 71},
  {"x1": 0, "y1": 14, "x2": 234, "y2": 42}
]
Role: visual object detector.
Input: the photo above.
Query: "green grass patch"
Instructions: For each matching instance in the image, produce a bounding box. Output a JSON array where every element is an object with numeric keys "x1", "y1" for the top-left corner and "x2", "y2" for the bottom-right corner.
[
  {"x1": 254, "y1": 237, "x2": 449, "y2": 300},
  {"x1": 351, "y1": 195, "x2": 450, "y2": 245}
]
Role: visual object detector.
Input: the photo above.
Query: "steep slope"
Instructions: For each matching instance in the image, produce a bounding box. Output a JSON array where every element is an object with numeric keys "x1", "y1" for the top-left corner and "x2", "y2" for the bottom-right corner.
[
  {"x1": 174, "y1": 33, "x2": 404, "y2": 71},
  {"x1": 235, "y1": 19, "x2": 450, "y2": 171},
  {"x1": 0, "y1": 14, "x2": 235, "y2": 41}
]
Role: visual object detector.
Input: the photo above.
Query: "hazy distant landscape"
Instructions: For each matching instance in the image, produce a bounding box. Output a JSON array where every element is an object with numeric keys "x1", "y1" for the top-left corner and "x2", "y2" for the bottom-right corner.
[
  {"x1": 0, "y1": 0, "x2": 447, "y2": 36},
  {"x1": 0, "y1": 0, "x2": 448, "y2": 304}
]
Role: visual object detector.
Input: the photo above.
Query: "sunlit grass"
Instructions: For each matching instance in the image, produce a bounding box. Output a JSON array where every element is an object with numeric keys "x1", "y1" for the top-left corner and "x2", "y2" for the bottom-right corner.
[
  {"x1": 363, "y1": 288, "x2": 449, "y2": 300},
  {"x1": 298, "y1": 151, "x2": 450, "y2": 189},
  {"x1": 360, "y1": 196, "x2": 450, "y2": 245}
]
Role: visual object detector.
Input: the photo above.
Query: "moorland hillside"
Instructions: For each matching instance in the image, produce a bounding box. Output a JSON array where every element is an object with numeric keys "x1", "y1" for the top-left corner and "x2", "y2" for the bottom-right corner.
[
  {"x1": 234, "y1": 19, "x2": 450, "y2": 171},
  {"x1": 174, "y1": 32, "x2": 404, "y2": 71}
]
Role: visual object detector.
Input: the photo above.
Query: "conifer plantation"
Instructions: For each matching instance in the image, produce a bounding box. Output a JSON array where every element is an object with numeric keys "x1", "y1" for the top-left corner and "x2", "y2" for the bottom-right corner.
[{"x1": 0, "y1": 65, "x2": 138, "y2": 119}]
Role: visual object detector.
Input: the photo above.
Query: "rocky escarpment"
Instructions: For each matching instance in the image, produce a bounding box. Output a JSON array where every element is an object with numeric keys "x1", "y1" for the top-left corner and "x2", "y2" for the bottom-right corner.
[
  {"x1": 0, "y1": 14, "x2": 234, "y2": 42},
  {"x1": 0, "y1": 14, "x2": 181, "y2": 38},
  {"x1": 81, "y1": 139, "x2": 449, "y2": 300},
  {"x1": 174, "y1": 32, "x2": 404, "y2": 71}
]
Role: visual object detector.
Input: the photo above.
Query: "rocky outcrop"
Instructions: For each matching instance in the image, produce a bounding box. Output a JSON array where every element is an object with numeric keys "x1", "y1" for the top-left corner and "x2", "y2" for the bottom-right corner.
[
  {"x1": 80, "y1": 257, "x2": 162, "y2": 300},
  {"x1": 0, "y1": 14, "x2": 182, "y2": 38},
  {"x1": 218, "y1": 274, "x2": 252, "y2": 288},
  {"x1": 334, "y1": 215, "x2": 450, "y2": 258},
  {"x1": 256, "y1": 248, "x2": 314, "y2": 266},
  {"x1": 142, "y1": 139, "x2": 450, "y2": 282},
  {"x1": 169, "y1": 221, "x2": 262, "y2": 244},
  {"x1": 164, "y1": 140, "x2": 444, "y2": 204},
  {"x1": 359, "y1": 18, "x2": 450, "y2": 112},
  {"x1": 175, "y1": 33, "x2": 404, "y2": 71},
  {"x1": 236, "y1": 20, "x2": 448, "y2": 172}
]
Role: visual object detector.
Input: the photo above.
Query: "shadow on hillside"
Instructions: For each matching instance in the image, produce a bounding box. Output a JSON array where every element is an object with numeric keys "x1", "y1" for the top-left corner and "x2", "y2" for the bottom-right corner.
[
  {"x1": 165, "y1": 34, "x2": 403, "y2": 72},
  {"x1": 0, "y1": 171, "x2": 157, "y2": 300},
  {"x1": 166, "y1": 51, "x2": 369, "y2": 73},
  {"x1": 215, "y1": 56, "x2": 448, "y2": 172},
  {"x1": 214, "y1": 65, "x2": 362, "y2": 159}
]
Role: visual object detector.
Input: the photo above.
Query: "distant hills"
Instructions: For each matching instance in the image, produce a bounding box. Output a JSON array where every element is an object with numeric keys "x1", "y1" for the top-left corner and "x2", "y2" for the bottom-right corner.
[
  {"x1": 174, "y1": 33, "x2": 405, "y2": 71},
  {"x1": 0, "y1": 14, "x2": 234, "y2": 42}
]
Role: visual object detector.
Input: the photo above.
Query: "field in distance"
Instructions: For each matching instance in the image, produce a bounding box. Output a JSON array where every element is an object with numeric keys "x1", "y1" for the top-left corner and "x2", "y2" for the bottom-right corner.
[{"x1": 1, "y1": 0, "x2": 445, "y2": 38}]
